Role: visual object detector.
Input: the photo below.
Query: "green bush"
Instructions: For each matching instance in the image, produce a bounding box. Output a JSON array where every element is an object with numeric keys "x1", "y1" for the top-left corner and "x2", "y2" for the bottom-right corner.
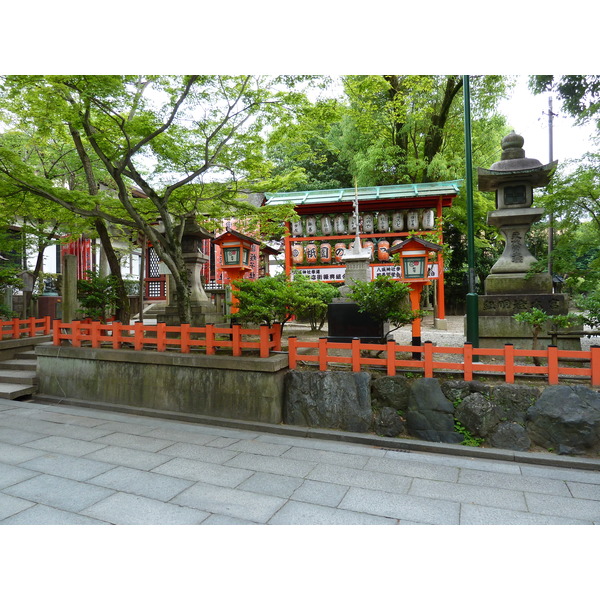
[{"x1": 77, "y1": 270, "x2": 120, "y2": 322}]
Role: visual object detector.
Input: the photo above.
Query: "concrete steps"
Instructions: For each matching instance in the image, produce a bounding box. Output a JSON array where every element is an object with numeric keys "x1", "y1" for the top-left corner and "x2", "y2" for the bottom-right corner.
[{"x1": 0, "y1": 348, "x2": 39, "y2": 400}]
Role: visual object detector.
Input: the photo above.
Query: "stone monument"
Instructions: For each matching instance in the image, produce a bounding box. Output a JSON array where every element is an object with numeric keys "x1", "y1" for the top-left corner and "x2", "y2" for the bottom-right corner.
[
  {"x1": 327, "y1": 190, "x2": 385, "y2": 342},
  {"x1": 476, "y1": 131, "x2": 579, "y2": 349}
]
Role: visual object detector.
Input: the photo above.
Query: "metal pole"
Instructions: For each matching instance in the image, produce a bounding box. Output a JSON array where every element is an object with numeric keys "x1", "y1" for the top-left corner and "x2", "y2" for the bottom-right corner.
[
  {"x1": 463, "y1": 75, "x2": 479, "y2": 346},
  {"x1": 548, "y1": 95, "x2": 555, "y2": 292}
]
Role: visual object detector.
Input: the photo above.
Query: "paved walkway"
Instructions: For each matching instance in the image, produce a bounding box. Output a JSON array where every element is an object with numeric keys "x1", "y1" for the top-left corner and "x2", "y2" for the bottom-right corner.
[{"x1": 1, "y1": 398, "x2": 599, "y2": 525}]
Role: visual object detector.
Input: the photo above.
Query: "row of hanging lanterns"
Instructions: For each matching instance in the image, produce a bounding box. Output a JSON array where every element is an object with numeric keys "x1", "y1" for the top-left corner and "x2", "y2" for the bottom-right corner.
[
  {"x1": 290, "y1": 209, "x2": 436, "y2": 237},
  {"x1": 292, "y1": 239, "x2": 408, "y2": 264}
]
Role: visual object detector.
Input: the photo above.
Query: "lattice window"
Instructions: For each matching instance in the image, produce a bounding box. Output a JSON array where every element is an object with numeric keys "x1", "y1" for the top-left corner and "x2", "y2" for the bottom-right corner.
[{"x1": 147, "y1": 247, "x2": 160, "y2": 278}]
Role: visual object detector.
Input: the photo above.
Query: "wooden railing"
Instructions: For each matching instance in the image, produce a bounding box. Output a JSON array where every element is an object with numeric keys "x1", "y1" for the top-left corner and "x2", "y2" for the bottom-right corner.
[
  {"x1": 1, "y1": 317, "x2": 52, "y2": 340},
  {"x1": 52, "y1": 320, "x2": 282, "y2": 358},
  {"x1": 288, "y1": 337, "x2": 600, "y2": 386}
]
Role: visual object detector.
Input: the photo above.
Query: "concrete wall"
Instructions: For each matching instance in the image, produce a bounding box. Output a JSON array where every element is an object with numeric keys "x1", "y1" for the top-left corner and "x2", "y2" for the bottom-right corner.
[{"x1": 36, "y1": 344, "x2": 288, "y2": 424}]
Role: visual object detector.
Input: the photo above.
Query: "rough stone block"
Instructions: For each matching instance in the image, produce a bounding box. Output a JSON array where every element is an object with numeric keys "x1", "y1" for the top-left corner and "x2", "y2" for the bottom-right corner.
[{"x1": 284, "y1": 371, "x2": 372, "y2": 432}]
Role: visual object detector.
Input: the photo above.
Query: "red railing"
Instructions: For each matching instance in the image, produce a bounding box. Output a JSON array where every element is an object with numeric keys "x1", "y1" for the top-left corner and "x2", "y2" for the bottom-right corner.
[
  {"x1": 1, "y1": 317, "x2": 52, "y2": 340},
  {"x1": 288, "y1": 337, "x2": 600, "y2": 386},
  {"x1": 52, "y1": 320, "x2": 282, "y2": 358}
]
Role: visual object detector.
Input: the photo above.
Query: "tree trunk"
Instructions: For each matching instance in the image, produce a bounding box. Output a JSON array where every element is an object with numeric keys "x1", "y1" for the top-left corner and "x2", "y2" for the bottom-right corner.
[{"x1": 94, "y1": 218, "x2": 130, "y2": 324}]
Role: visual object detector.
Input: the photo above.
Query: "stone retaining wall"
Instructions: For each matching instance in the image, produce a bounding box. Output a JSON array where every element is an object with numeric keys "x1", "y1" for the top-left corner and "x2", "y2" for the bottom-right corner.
[{"x1": 36, "y1": 344, "x2": 288, "y2": 424}]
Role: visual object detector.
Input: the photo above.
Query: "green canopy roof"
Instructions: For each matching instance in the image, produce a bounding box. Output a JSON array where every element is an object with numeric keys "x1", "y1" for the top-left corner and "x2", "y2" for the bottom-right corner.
[{"x1": 264, "y1": 181, "x2": 462, "y2": 207}]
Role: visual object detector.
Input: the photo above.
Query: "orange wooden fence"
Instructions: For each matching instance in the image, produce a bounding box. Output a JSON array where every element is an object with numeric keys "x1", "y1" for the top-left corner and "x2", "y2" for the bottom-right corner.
[
  {"x1": 52, "y1": 320, "x2": 282, "y2": 358},
  {"x1": 1, "y1": 317, "x2": 52, "y2": 340},
  {"x1": 288, "y1": 337, "x2": 600, "y2": 386}
]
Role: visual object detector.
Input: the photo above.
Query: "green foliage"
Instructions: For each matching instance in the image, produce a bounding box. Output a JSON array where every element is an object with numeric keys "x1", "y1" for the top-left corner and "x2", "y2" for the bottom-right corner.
[
  {"x1": 77, "y1": 270, "x2": 119, "y2": 322},
  {"x1": 577, "y1": 286, "x2": 600, "y2": 329},
  {"x1": 454, "y1": 420, "x2": 485, "y2": 447},
  {"x1": 232, "y1": 274, "x2": 339, "y2": 331},
  {"x1": 292, "y1": 274, "x2": 340, "y2": 331},
  {"x1": 348, "y1": 276, "x2": 421, "y2": 334},
  {"x1": 0, "y1": 265, "x2": 21, "y2": 319}
]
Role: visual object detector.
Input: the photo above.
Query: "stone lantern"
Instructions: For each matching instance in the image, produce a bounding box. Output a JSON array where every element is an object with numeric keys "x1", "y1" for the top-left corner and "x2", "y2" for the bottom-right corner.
[{"x1": 476, "y1": 132, "x2": 577, "y2": 349}]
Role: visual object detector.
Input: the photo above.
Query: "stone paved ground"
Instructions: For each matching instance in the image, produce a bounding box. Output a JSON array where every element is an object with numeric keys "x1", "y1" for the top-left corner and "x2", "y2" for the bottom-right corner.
[{"x1": 1, "y1": 398, "x2": 599, "y2": 525}]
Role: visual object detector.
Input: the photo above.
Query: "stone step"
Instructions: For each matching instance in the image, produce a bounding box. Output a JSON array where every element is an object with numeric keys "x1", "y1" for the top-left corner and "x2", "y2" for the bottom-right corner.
[
  {"x1": 0, "y1": 369, "x2": 38, "y2": 385},
  {"x1": 0, "y1": 382, "x2": 36, "y2": 400},
  {"x1": 0, "y1": 359, "x2": 38, "y2": 371},
  {"x1": 14, "y1": 350, "x2": 37, "y2": 360}
]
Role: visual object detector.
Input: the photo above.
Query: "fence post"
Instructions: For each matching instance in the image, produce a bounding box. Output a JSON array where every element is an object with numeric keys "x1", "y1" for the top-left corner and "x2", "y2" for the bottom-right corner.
[
  {"x1": 319, "y1": 337, "x2": 328, "y2": 371},
  {"x1": 52, "y1": 320, "x2": 61, "y2": 346},
  {"x1": 111, "y1": 322, "x2": 122, "y2": 350},
  {"x1": 44, "y1": 316, "x2": 51, "y2": 335},
  {"x1": 181, "y1": 323, "x2": 191, "y2": 354},
  {"x1": 351, "y1": 338, "x2": 361, "y2": 372},
  {"x1": 259, "y1": 324, "x2": 270, "y2": 358},
  {"x1": 90, "y1": 321, "x2": 101, "y2": 349},
  {"x1": 29, "y1": 318, "x2": 36, "y2": 338},
  {"x1": 206, "y1": 324, "x2": 215, "y2": 355},
  {"x1": 134, "y1": 321, "x2": 144, "y2": 350},
  {"x1": 423, "y1": 341, "x2": 434, "y2": 378},
  {"x1": 547, "y1": 345, "x2": 559, "y2": 384},
  {"x1": 591, "y1": 345, "x2": 600, "y2": 387},
  {"x1": 72, "y1": 321, "x2": 81, "y2": 348},
  {"x1": 504, "y1": 344, "x2": 515, "y2": 384},
  {"x1": 156, "y1": 322, "x2": 166, "y2": 352},
  {"x1": 386, "y1": 339, "x2": 396, "y2": 376},
  {"x1": 12, "y1": 318, "x2": 20, "y2": 340},
  {"x1": 289, "y1": 336, "x2": 297, "y2": 369},
  {"x1": 232, "y1": 324, "x2": 242, "y2": 357},
  {"x1": 463, "y1": 342, "x2": 473, "y2": 382}
]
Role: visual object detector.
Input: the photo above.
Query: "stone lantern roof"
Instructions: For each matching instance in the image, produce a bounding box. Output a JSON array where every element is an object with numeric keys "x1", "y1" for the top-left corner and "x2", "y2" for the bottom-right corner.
[{"x1": 477, "y1": 131, "x2": 558, "y2": 191}]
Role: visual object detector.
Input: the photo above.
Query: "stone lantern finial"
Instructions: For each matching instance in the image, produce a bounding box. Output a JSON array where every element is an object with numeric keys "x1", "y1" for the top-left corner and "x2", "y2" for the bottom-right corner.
[{"x1": 500, "y1": 131, "x2": 525, "y2": 160}]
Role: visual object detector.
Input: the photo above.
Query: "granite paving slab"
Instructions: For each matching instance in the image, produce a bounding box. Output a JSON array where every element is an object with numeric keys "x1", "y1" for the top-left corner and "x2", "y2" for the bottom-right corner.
[
  {"x1": 520, "y1": 464, "x2": 600, "y2": 485},
  {"x1": 339, "y1": 487, "x2": 461, "y2": 524},
  {"x1": 3, "y1": 474, "x2": 115, "y2": 513},
  {"x1": 0, "y1": 426, "x2": 47, "y2": 445},
  {"x1": 226, "y1": 439, "x2": 292, "y2": 457},
  {"x1": 281, "y1": 446, "x2": 370, "y2": 469},
  {"x1": 151, "y1": 457, "x2": 254, "y2": 488},
  {"x1": 201, "y1": 514, "x2": 259, "y2": 525},
  {"x1": 91, "y1": 432, "x2": 175, "y2": 453},
  {"x1": 237, "y1": 472, "x2": 304, "y2": 498},
  {"x1": 0, "y1": 441, "x2": 48, "y2": 465},
  {"x1": 225, "y1": 453, "x2": 318, "y2": 478},
  {"x1": 566, "y1": 481, "x2": 600, "y2": 501},
  {"x1": 306, "y1": 463, "x2": 412, "y2": 494},
  {"x1": 0, "y1": 463, "x2": 39, "y2": 489},
  {"x1": 24, "y1": 435, "x2": 108, "y2": 457},
  {"x1": 88, "y1": 466, "x2": 195, "y2": 501},
  {"x1": 365, "y1": 456, "x2": 460, "y2": 483},
  {"x1": 268, "y1": 500, "x2": 398, "y2": 525},
  {"x1": 143, "y1": 428, "x2": 218, "y2": 445},
  {"x1": 1, "y1": 504, "x2": 109, "y2": 525},
  {"x1": 459, "y1": 503, "x2": 593, "y2": 525},
  {"x1": 0, "y1": 491, "x2": 35, "y2": 520},
  {"x1": 458, "y1": 468, "x2": 572, "y2": 496},
  {"x1": 171, "y1": 481, "x2": 286, "y2": 523},
  {"x1": 18, "y1": 454, "x2": 115, "y2": 482},
  {"x1": 524, "y1": 492, "x2": 600, "y2": 521},
  {"x1": 83, "y1": 446, "x2": 174, "y2": 471},
  {"x1": 82, "y1": 491, "x2": 210, "y2": 525},
  {"x1": 158, "y1": 442, "x2": 239, "y2": 464},
  {"x1": 408, "y1": 478, "x2": 528, "y2": 511},
  {"x1": 290, "y1": 480, "x2": 350, "y2": 508}
]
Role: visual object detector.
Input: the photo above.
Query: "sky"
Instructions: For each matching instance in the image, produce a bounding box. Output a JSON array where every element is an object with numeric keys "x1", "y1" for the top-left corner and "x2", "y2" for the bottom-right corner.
[{"x1": 498, "y1": 76, "x2": 598, "y2": 165}]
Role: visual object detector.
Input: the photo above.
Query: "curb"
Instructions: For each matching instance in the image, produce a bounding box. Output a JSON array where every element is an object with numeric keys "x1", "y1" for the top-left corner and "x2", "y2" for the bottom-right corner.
[{"x1": 32, "y1": 393, "x2": 600, "y2": 472}]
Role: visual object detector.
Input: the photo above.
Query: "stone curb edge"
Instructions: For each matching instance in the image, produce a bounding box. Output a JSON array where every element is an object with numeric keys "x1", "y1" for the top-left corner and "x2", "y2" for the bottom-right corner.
[{"x1": 31, "y1": 394, "x2": 600, "y2": 472}]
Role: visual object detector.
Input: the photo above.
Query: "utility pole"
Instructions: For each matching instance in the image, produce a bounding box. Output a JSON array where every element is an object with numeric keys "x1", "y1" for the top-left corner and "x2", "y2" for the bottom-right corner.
[
  {"x1": 547, "y1": 95, "x2": 556, "y2": 291},
  {"x1": 463, "y1": 75, "x2": 479, "y2": 346}
]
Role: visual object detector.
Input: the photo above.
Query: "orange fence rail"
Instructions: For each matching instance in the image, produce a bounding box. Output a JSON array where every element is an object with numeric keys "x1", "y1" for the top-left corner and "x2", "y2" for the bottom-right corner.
[
  {"x1": 1, "y1": 317, "x2": 52, "y2": 340},
  {"x1": 288, "y1": 337, "x2": 600, "y2": 386},
  {"x1": 52, "y1": 320, "x2": 282, "y2": 358}
]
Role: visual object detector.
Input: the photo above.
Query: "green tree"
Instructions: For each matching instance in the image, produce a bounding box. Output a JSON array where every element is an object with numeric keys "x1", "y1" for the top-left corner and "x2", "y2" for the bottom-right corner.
[
  {"x1": 348, "y1": 275, "x2": 421, "y2": 337},
  {"x1": 530, "y1": 75, "x2": 600, "y2": 125},
  {"x1": 232, "y1": 273, "x2": 340, "y2": 332},
  {"x1": 0, "y1": 75, "x2": 303, "y2": 324}
]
